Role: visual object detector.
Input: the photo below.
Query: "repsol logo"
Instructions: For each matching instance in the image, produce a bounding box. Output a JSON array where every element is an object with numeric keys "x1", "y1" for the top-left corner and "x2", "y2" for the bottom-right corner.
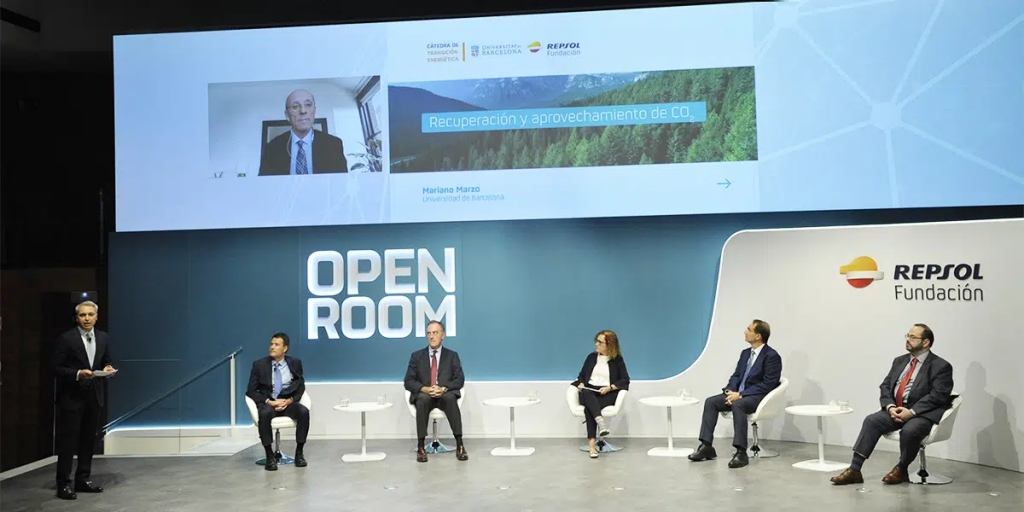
[
  {"x1": 893, "y1": 263, "x2": 984, "y2": 302},
  {"x1": 546, "y1": 43, "x2": 580, "y2": 50},
  {"x1": 306, "y1": 248, "x2": 456, "y2": 340},
  {"x1": 893, "y1": 264, "x2": 983, "y2": 281}
]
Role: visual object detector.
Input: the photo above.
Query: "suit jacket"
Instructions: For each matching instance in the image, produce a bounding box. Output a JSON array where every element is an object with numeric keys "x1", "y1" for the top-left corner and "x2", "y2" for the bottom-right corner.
[
  {"x1": 404, "y1": 347, "x2": 465, "y2": 403},
  {"x1": 724, "y1": 344, "x2": 782, "y2": 397},
  {"x1": 571, "y1": 352, "x2": 630, "y2": 391},
  {"x1": 246, "y1": 356, "x2": 306, "y2": 404},
  {"x1": 258, "y1": 129, "x2": 348, "y2": 175},
  {"x1": 53, "y1": 328, "x2": 113, "y2": 409},
  {"x1": 878, "y1": 352, "x2": 953, "y2": 424}
]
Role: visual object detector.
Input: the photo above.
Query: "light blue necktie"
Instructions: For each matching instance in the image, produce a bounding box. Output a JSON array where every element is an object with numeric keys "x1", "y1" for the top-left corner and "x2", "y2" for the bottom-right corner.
[
  {"x1": 295, "y1": 140, "x2": 309, "y2": 174},
  {"x1": 273, "y1": 362, "x2": 283, "y2": 399},
  {"x1": 739, "y1": 351, "x2": 755, "y2": 392}
]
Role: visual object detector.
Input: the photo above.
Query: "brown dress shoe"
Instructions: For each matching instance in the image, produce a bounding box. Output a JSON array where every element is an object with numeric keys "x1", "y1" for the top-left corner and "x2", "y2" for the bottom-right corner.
[
  {"x1": 416, "y1": 447, "x2": 428, "y2": 463},
  {"x1": 830, "y1": 468, "x2": 864, "y2": 485},
  {"x1": 882, "y1": 465, "x2": 909, "y2": 484},
  {"x1": 456, "y1": 446, "x2": 468, "y2": 461}
]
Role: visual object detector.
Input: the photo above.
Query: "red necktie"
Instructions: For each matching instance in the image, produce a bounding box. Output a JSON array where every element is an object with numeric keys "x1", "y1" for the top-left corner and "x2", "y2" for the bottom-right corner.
[
  {"x1": 895, "y1": 357, "x2": 918, "y2": 407},
  {"x1": 430, "y1": 351, "x2": 438, "y2": 387}
]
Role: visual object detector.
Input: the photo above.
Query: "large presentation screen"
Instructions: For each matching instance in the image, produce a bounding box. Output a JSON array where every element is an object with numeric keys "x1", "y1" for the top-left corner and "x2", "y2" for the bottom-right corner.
[{"x1": 113, "y1": 1, "x2": 1024, "y2": 232}]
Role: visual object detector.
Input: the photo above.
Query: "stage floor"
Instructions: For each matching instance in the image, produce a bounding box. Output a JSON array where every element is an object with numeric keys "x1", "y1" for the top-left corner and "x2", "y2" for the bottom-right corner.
[{"x1": 2, "y1": 438, "x2": 1021, "y2": 512}]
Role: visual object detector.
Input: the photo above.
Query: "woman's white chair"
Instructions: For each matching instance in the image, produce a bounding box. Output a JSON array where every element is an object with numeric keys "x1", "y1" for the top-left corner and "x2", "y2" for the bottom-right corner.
[
  {"x1": 566, "y1": 385, "x2": 628, "y2": 453},
  {"x1": 719, "y1": 377, "x2": 789, "y2": 458},
  {"x1": 404, "y1": 389, "x2": 465, "y2": 454},
  {"x1": 244, "y1": 392, "x2": 313, "y2": 465},
  {"x1": 883, "y1": 394, "x2": 963, "y2": 484}
]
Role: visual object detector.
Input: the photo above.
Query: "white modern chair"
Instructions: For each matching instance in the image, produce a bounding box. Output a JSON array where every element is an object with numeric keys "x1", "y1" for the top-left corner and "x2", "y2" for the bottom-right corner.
[
  {"x1": 720, "y1": 376, "x2": 789, "y2": 458},
  {"x1": 404, "y1": 389, "x2": 465, "y2": 454},
  {"x1": 244, "y1": 392, "x2": 313, "y2": 465},
  {"x1": 566, "y1": 385, "x2": 629, "y2": 453},
  {"x1": 883, "y1": 394, "x2": 963, "y2": 484}
]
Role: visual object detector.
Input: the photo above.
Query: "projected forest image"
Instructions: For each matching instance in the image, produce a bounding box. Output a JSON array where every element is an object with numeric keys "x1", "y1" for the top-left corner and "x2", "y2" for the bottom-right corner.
[{"x1": 389, "y1": 66, "x2": 757, "y2": 172}]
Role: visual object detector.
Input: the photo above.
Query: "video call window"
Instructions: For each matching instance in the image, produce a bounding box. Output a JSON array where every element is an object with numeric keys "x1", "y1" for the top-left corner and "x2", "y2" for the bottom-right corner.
[{"x1": 207, "y1": 76, "x2": 383, "y2": 177}]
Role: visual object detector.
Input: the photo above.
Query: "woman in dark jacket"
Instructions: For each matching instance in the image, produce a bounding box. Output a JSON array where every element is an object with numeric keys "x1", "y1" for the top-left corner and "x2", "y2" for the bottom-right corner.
[{"x1": 571, "y1": 329, "x2": 630, "y2": 458}]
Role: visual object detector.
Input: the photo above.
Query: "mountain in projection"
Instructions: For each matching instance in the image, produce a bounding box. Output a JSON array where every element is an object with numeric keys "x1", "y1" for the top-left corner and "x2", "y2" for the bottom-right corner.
[
  {"x1": 545, "y1": 72, "x2": 649, "y2": 106},
  {"x1": 467, "y1": 76, "x2": 569, "y2": 109},
  {"x1": 388, "y1": 85, "x2": 484, "y2": 160},
  {"x1": 409, "y1": 72, "x2": 651, "y2": 110}
]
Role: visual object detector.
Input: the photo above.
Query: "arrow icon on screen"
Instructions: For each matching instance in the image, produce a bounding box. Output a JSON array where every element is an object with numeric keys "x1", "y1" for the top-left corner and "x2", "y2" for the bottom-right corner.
[{"x1": 717, "y1": 178, "x2": 731, "y2": 188}]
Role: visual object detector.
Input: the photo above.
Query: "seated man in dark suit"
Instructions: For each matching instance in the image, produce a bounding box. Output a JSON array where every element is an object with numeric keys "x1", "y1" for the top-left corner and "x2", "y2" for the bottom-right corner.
[
  {"x1": 403, "y1": 320, "x2": 468, "y2": 462},
  {"x1": 258, "y1": 89, "x2": 348, "y2": 175},
  {"x1": 689, "y1": 319, "x2": 782, "y2": 468},
  {"x1": 246, "y1": 332, "x2": 309, "y2": 470},
  {"x1": 831, "y1": 324, "x2": 954, "y2": 486}
]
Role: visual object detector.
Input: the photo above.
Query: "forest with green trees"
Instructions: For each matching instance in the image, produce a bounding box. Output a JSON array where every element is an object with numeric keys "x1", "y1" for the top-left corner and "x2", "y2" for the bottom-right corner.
[{"x1": 393, "y1": 67, "x2": 757, "y2": 172}]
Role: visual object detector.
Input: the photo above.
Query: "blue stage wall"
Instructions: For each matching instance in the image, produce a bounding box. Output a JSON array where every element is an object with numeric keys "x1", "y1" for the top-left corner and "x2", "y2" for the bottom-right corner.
[{"x1": 106, "y1": 206, "x2": 1021, "y2": 428}]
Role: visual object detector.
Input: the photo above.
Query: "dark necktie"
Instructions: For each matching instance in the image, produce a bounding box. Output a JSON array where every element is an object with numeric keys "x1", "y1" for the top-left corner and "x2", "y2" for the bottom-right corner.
[
  {"x1": 895, "y1": 358, "x2": 918, "y2": 407},
  {"x1": 430, "y1": 351, "x2": 438, "y2": 387},
  {"x1": 295, "y1": 140, "x2": 309, "y2": 174}
]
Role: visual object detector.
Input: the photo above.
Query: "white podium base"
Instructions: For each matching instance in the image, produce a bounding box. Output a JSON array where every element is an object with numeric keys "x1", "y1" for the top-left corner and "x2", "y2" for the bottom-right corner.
[
  {"x1": 647, "y1": 447, "x2": 694, "y2": 457},
  {"x1": 491, "y1": 447, "x2": 535, "y2": 457},
  {"x1": 792, "y1": 459, "x2": 848, "y2": 472},
  {"x1": 343, "y1": 452, "x2": 387, "y2": 462}
]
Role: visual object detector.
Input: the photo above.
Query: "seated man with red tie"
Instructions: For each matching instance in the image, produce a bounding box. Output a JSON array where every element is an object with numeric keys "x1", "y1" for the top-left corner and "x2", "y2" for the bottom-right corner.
[
  {"x1": 831, "y1": 324, "x2": 954, "y2": 485},
  {"x1": 403, "y1": 320, "x2": 468, "y2": 462}
]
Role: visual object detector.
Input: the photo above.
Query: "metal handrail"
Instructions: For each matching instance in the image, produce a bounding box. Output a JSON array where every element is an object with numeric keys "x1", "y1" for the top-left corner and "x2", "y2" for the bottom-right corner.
[{"x1": 101, "y1": 346, "x2": 243, "y2": 434}]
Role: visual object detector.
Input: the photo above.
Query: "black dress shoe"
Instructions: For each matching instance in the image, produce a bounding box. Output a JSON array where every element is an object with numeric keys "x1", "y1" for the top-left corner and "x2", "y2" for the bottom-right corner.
[
  {"x1": 294, "y1": 453, "x2": 307, "y2": 467},
  {"x1": 728, "y1": 449, "x2": 749, "y2": 468},
  {"x1": 75, "y1": 480, "x2": 103, "y2": 493},
  {"x1": 57, "y1": 484, "x2": 77, "y2": 500},
  {"x1": 416, "y1": 447, "x2": 428, "y2": 463},
  {"x1": 264, "y1": 459, "x2": 278, "y2": 471},
  {"x1": 456, "y1": 446, "x2": 469, "y2": 461},
  {"x1": 688, "y1": 443, "x2": 717, "y2": 461}
]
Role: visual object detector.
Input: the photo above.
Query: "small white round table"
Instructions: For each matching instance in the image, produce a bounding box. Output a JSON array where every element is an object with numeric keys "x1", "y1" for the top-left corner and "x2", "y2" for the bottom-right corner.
[
  {"x1": 482, "y1": 397, "x2": 541, "y2": 456},
  {"x1": 639, "y1": 396, "x2": 700, "y2": 457},
  {"x1": 333, "y1": 402, "x2": 393, "y2": 462},
  {"x1": 785, "y1": 404, "x2": 854, "y2": 471}
]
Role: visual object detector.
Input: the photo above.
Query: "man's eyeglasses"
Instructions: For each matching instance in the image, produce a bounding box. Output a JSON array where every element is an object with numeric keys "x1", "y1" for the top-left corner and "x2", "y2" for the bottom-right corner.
[{"x1": 905, "y1": 334, "x2": 922, "y2": 340}]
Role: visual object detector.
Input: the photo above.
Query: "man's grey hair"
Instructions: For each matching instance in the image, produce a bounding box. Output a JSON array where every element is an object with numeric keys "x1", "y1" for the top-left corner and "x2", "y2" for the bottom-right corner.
[{"x1": 75, "y1": 300, "x2": 99, "y2": 313}]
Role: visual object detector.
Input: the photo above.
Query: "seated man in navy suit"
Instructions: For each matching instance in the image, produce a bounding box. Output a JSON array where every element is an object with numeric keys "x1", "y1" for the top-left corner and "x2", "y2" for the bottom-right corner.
[
  {"x1": 246, "y1": 332, "x2": 309, "y2": 471},
  {"x1": 688, "y1": 319, "x2": 782, "y2": 468}
]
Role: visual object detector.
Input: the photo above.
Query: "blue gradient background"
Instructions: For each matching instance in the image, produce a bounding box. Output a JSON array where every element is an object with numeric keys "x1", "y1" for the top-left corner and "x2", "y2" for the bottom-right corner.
[{"x1": 753, "y1": 0, "x2": 1024, "y2": 210}]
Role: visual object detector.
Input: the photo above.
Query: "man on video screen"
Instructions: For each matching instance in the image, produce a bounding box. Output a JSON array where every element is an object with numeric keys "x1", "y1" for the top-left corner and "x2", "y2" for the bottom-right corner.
[{"x1": 259, "y1": 89, "x2": 348, "y2": 175}]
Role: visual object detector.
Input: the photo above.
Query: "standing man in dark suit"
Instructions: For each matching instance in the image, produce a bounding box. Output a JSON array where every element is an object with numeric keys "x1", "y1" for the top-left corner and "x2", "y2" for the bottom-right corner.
[
  {"x1": 52, "y1": 300, "x2": 116, "y2": 500},
  {"x1": 689, "y1": 319, "x2": 782, "y2": 468},
  {"x1": 246, "y1": 332, "x2": 310, "y2": 471},
  {"x1": 404, "y1": 320, "x2": 468, "y2": 462},
  {"x1": 258, "y1": 89, "x2": 348, "y2": 175},
  {"x1": 831, "y1": 324, "x2": 954, "y2": 486}
]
